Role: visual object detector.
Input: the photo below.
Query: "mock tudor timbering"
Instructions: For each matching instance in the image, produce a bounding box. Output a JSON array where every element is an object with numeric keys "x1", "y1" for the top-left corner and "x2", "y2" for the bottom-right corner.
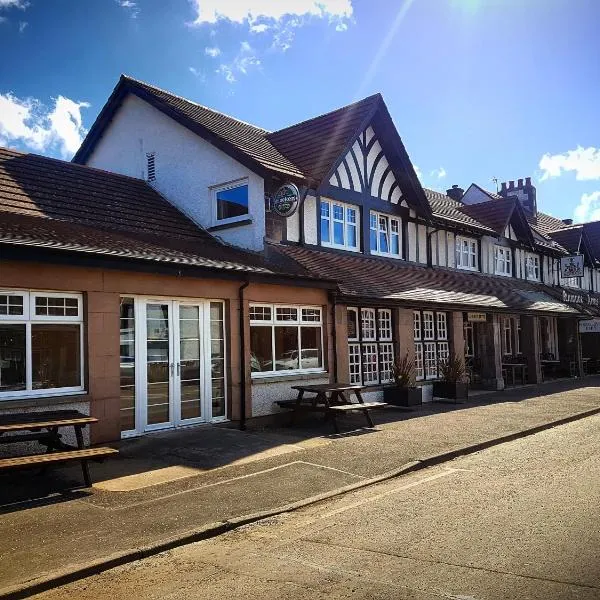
[{"x1": 1, "y1": 76, "x2": 600, "y2": 443}]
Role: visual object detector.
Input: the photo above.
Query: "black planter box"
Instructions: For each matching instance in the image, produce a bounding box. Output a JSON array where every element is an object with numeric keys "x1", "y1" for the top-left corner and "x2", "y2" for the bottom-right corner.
[
  {"x1": 432, "y1": 382, "x2": 469, "y2": 401},
  {"x1": 383, "y1": 387, "x2": 423, "y2": 407}
]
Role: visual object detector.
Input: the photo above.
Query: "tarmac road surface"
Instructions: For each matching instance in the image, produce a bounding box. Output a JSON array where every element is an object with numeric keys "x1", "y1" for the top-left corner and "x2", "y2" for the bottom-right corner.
[{"x1": 32, "y1": 413, "x2": 600, "y2": 600}]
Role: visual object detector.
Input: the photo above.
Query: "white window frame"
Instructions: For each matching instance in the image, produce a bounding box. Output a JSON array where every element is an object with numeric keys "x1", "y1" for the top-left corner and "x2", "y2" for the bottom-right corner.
[
  {"x1": 370, "y1": 211, "x2": 402, "y2": 258},
  {"x1": 348, "y1": 307, "x2": 395, "y2": 385},
  {"x1": 250, "y1": 304, "x2": 325, "y2": 378},
  {"x1": 494, "y1": 246, "x2": 513, "y2": 277},
  {"x1": 423, "y1": 311, "x2": 434, "y2": 340},
  {"x1": 0, "y1": 289, "x2": 85, "y2": 400},
  {"x1": 212, "y1": 178, "x2": 250, "y2": 226},
  {"x1": 413, "y1": 310, "x2": 449, "y2": 381},
  {"x1": 455, "y1": 236, "x2": 478, "y2": 271},
  {"x1": 321, "y1": 199, "x2": 359, "y2": 251},
  {"x1": 525, "y1": 253, "x2": 540, "y2": 281}
]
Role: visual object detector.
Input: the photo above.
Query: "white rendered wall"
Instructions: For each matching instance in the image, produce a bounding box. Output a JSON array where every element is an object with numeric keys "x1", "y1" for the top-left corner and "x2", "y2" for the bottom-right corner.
[
  {"x1": 251, "y1": 376, "x2": 329, "y2": 416},
  {"x1": 86, "y1": 94, "x2": 266, "y2": 251},
  {"x1": 287, "y1": 209, "x2": 300, "y2": 242},
  {"x1": 462, "y1": 185, "x2": 492, "y2": 205},
  {"x1": 304, "y1": 195, "x2": 318, "y2": 245}
]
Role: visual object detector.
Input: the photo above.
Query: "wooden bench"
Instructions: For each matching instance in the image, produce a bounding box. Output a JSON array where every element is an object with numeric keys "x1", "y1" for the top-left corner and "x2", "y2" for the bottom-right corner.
[
  {"x1": 328, "y1": 402, "x2": 387, "y2": 412},
  {"x1": 0, "y1": 410, "x2": 118, "y2": 487}
]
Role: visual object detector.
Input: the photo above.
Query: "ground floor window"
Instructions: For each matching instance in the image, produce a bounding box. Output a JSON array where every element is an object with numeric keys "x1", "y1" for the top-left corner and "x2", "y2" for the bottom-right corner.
[
  {"x1": 347, "y1": 307, "x2": 395, "y2": 385},
  {"x1": 414, "y1": 310, "x2": 449, "y2": 380},
  {"x1": 250, "y1": 304, "x2": 323, "y2": 375},
  {"x1": 0, "y1": 290, "x2": 84, "y2": 398},
  {"x1": 501, "y1": 315, "x2": 521, "y2": 356}
]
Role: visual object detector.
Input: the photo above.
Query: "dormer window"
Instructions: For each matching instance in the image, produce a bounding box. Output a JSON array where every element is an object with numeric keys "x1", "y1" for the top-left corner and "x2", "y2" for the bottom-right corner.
[
  {"x1": 494, "y1": 246, "x2": 512, "y2": 277},
  {"x1": 320, "y1": 199, "x2": 359, "y2": 251},
  {"x1": 525, "y1": 253, "x2": 540, "y2": 281},
  {"x1": 213, "y1": 180, "x2": 249, "y2": 224},
  {"x1": 455, "y1": 236, "x2": 478, "y2": 271},
  {"x1": 370, "y1": 212, "x2": 401, "y2": 258}
]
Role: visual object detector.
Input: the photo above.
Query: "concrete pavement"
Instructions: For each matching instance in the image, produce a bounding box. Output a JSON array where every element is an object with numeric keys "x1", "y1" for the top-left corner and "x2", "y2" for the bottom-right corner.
[
  {"x1": 1, "y1": 377, "x2": 600, "y2": 598},
  {"x1": 28, "y1": 411, "x2": 600, "y2": 599}
]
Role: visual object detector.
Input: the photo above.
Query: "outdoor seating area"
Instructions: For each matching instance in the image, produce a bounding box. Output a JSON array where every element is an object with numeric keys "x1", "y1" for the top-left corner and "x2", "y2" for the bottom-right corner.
[
  {"x1": 0, "y1": 410, "x2": 118, "y2": 487},
  {"x1": 276, "y1": 383, "x2": 387, "y2": 434},
  {"x1": 502, "y1": 355, "x2": 528, "y2": 386}
]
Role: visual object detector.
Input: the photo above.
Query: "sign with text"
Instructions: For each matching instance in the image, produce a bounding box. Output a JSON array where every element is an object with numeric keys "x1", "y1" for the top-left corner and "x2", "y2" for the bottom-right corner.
[
  {"x1": 467, "y1": 312, "x2": 487, "y2": 322},
  {"x1": 579, "y1": 319, "x2": 600, "y2": 333},
  {"x1": 560, "y1": 255, "x2": 584, "y2": 279},
  {"x1": 272, "y1": 183, "x2": 300, "y2": 218}
]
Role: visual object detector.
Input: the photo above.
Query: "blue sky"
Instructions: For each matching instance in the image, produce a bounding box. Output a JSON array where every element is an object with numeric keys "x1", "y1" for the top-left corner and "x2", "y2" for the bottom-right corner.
[{"x1": 1, "y1": 0, "x2": 599, "y2": 221}]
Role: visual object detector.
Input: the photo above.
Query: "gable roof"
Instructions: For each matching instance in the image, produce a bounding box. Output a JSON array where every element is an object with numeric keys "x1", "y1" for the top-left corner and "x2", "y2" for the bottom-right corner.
[
  {"x1": 266, "y1": 94, "x2": 380, "y2": 184},
  {"x1": 424, "y1": 189, "x2": 494, "y2": 234},
  {"x1": 464, "y1": 182, "x2": 504, "y2": 201},
  {"x1": 73, "y1": 75, "x2": 306, "y2": 182},
  {"x1": 582, "y1": 221, "x2": 600, "y2": 258},
  {"x1": 0, "y1": 146, "x2": 320, "y2": 279}
]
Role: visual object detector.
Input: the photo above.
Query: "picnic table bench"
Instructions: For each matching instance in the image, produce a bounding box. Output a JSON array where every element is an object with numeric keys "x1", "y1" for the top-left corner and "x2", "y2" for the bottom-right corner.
[
  {"x1": 0, "y1": 410, "x2": 118, "y2": 487},
  {"x1": 277, "y1": 383, "x2": 386, "y2": 433}
]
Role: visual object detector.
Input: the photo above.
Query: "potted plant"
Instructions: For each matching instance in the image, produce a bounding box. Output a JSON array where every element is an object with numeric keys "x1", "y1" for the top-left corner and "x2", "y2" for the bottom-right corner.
[
  {"x1": 433, "y1": 353, "x2": 469, "y2": 402},
  {"x1": 383, "y1": 353, "x2": 423, "y2": 407}
]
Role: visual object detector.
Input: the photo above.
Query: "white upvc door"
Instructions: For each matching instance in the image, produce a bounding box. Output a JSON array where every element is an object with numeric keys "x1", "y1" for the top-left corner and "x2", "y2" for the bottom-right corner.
[{"x1": 133, "y1": 299, "x2": 226, "y2": 435}]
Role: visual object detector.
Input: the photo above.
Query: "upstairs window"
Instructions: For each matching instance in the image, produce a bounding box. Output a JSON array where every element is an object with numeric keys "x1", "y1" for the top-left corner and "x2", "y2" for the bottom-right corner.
[
  {"x1": 455, "y1": 236, "x2": 478, "y2": 271},
  {"x1": 370, "y1": 212, "x2": 401, "y2": 258},
  {"x1": 494, "y1": 246, "x2": 512, "y2": 277},
  {"x1": 320, "y1": 199, "x2": 359, "y2": 251},
  {"x1": 525, "y1": 253, "x2": 540, "y2": 281},
  {"x1": 213, "y1": 180, "x2": 249, "y2": 224}
]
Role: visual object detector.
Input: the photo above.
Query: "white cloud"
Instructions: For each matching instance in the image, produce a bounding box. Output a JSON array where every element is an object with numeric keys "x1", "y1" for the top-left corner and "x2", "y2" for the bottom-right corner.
[
  {"x1": 539, "y1": 146, "x2": 600, "y2": 181},
  {"x1": 430, "y1": 167, "x2": 446, "y2": 179},
  {"x1": 0, "y1": 0, "x2": 28, "y2": 9},
  {"x1": 215, "y1": 41, "x2": 261, "y2": 83},
  {"x1": 250, "y1": 23, "x2": 269, "y2": 34},
  {"x1": 0, "y1": 92, "x2": 90, "y2": 158},
  {"x1": 574, "y1": 191, "x2": 600, "y2": 223},
  {"x1": 115, "y1": 0, "x2": 139, "y2": 18},
  {"x1": 204, "y1": 46, "x2": 221, "y2": 57},
  {"x1": 188, "y1": 0, "x2": 352, "y2": 26},
  {"x1": 18, "y1": 19, "x2": 26, "y2": 31}
]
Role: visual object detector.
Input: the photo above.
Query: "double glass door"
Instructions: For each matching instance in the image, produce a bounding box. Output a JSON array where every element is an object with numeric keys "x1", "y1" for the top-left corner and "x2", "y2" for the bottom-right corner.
[{"x1": 120, "y1": 298, "x2": 226, "y2": 436}]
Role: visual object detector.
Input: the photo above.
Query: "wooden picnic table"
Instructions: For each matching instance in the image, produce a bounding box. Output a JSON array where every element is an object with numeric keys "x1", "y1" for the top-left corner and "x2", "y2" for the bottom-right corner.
[
  {"x1": 277, "y1": 383, "x2": 386, "y2": 433},
  {"x1": 0, "y1": 410, "x2": 118, "y2": 486}
]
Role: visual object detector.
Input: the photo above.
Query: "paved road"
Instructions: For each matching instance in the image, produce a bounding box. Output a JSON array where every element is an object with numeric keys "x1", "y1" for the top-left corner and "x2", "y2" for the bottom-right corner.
[{"x1": 33, "y1": 413, "x2": 600, "y2": 600}]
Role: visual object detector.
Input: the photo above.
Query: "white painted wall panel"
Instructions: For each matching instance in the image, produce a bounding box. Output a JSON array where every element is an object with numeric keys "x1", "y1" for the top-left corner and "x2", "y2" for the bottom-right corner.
[
  {"x1": 286, "y1": 209, "x2": 300, "y2": 242},
  {"x1": 431, "y1": 230, "x2": 438, "y2": 266},
  {"x1": 437, "y1": 230, "x2": 447, "y2": 266},
  {"x1": 417, "y1": 224, "x2": 427, "y2": 264},
  {"x1": 86, "y1": 94, "x2": 265, "y2": 251},
  {"x1": 304, "y1": 195, "x2": 318, "y2": 245},
  {"x1": 447, "y1": 232, "x2": 456, "y2": 268},
  {"x1": 408, "y1": 222, "x2": 417, "y2": 262}
]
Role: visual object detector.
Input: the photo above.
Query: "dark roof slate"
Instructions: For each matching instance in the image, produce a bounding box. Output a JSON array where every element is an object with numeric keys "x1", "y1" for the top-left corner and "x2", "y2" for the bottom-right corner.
[
  {"x1": 266, "y1": 94, "x2": 380, "y2": 183},
  {"x1": 547, "y1": 227, "x2": 583, "y2": 253},
  {"x1": 458, "y1": 197, "x2": 516, "y2": 234},
  {"x1": 274, "y1": 244, "x2": 578, "y2": 315},
  {"x1": 424, "y1": 189, "x2": 494, "y2": 233}
]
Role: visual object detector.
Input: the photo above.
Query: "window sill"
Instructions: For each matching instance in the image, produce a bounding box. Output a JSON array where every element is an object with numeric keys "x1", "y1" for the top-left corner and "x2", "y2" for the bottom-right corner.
[
  {"x1": 456, "y1": 266, "x2": 479, "y2": 272},
  {"x1": 208, "y1": 218, "x2": 253, "y2": 232},
  {"x1": 370, "y1": 251, "x2": 403, "y2": 260},
  {"x1": 0, "y1": 392, "x2": 90, "y2": 411},
  {"x1": 251, "y1": 371, "x2": 328, "y2": 384},
  {"x1": 321, "y1": 243, "x2": 360, "y2": 253}
]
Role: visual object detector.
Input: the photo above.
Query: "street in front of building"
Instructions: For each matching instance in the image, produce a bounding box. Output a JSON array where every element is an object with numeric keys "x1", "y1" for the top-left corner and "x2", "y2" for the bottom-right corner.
[{"x1": 31, "y1": 411, "x2": 600, "y2": 600}]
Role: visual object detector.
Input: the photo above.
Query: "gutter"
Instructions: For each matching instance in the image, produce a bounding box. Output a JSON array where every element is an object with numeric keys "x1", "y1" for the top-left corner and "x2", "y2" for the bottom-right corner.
[{"x1": 238, "y1": 279, "x2": 250, "y2": 431}]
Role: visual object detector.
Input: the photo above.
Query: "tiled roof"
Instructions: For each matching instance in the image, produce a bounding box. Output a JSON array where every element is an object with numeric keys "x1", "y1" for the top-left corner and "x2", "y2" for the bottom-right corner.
[
  {"x1": 583, "y1": 221, "x2": 600, "y2": 257},
  {"x1": 547, "y1": 226, "x2": 583, "y2": 253},
  {"x1": 528, "y1": 211, "x2": 567, "y2": 235},
  {"x1": 0, "y1": 147, "x2": 303, "y2": 276},
  {"x1": 266, "y1": 94, "x2": 380, "y2": 183},
  {"x1": 74, "y1": 76, "x2": 305, "y2": 180},
  {"x1": 458, "y1": 197, "x2": 516, "y2": 234},
  {"x1": 274, "y1": 244, "x2": 578, "y2": 315},
  {"x1": 424, "y1": 189, "x2": 495, "y2": 233}
]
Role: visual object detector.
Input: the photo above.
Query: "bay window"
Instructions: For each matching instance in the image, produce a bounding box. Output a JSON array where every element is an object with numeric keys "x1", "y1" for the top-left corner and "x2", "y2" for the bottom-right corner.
[
  {"x1": 0, "y1": 290, "x2": 84, "y2": 398},
  {"x1": 347, "y1": 307, "x2": 395, "y2": 385},
  {"x1": 455, "y1": 236, "x2": 478, "y2": 271},
  {"x1": 321, "y1": 199, "x2": 359, "y2": 251},
  {"x1": 414, "y1": 310, "x2": 449, "y2": 380},
  {"x1": 250, "y1": 305, "x2": 324, "y2": 375},
  {"x1": 370, "y1": 212, "x2": 401, "y2": 257},
  {"x1": 494, "y1": 246, "x2": 512, "y2": 276},
  {"x1": 525, "y1": 253, "x2": 540, "y2": 281}
]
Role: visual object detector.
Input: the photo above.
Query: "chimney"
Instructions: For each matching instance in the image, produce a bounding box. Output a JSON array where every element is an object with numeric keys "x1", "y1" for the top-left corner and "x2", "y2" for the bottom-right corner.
[
  {"x1": 500, "y1": 182, "x2": 507, "y2": 193},
  {"x1": 499, "y1": 176, "x2": 537, "y2": 216},
  {"x1": 562, "y1": 218, "x2": 573, "y2": 226},
  {"x1": 446, "y1": 184, "x2": 464, "y2": 202}
]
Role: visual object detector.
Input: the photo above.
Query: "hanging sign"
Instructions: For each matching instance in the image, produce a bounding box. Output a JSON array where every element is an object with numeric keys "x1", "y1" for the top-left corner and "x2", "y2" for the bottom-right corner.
[
  {"x1": 272, "y1": 183, "x2": 300, "y2": 217},
  {"x1": 560, "y1": 255, "x2": 584, "y2": 278},
  {"x1": 579, "y1": 319, "x2": 600, "y2": 333},
  {"x1": 467, "y1": 312, "x2": 487, "y2": 322}
]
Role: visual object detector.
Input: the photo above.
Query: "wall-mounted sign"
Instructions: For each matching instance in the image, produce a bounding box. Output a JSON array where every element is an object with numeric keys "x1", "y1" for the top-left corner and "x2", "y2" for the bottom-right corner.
[
  {"x1": 272, "y1": 183, "x2": 300, "y2": 218},
  {"x1": 560, "y1": 255, "x2": 584, "y2": 278},
  {"x1": 467, "y1": 312, "x2": 487, "y2": 322},
  {"x1": 579, "y1": 319, "x2": 600, "y2": 333},
  {"x1": 561, "y1": 290, "x2": 600, "y2": 306}
]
